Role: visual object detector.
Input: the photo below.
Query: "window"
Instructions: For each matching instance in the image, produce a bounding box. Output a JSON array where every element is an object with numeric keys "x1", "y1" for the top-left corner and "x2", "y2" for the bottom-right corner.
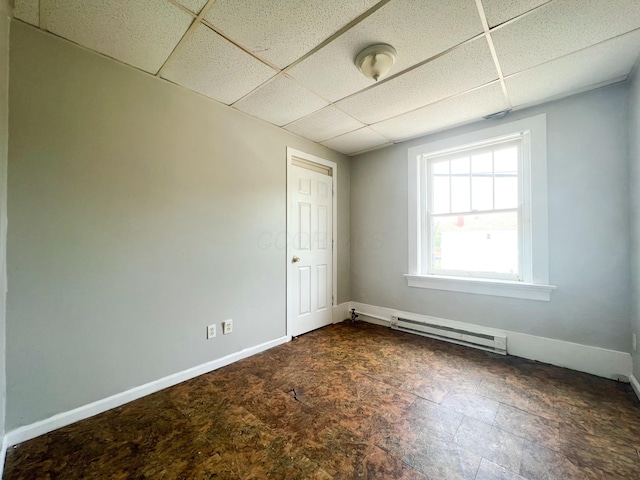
[{"x1": 406, "y1": 114, "x2": 555, "y2": 301}]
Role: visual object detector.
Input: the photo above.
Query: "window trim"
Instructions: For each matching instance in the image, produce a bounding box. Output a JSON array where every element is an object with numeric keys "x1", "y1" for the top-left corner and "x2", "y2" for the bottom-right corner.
[{"x1": 407, "y1": 114, "x2": 555, "y2": 301}]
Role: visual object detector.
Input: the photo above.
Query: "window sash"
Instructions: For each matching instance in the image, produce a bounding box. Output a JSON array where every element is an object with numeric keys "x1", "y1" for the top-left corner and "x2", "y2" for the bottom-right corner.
[{"x1": 421, "y1": 137, "x2": 525, "y2": 281}]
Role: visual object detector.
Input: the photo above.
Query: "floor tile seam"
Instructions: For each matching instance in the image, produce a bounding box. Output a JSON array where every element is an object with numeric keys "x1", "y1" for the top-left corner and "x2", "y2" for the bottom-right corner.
[
  {"x1": 442, "y1": 422, "x2": 488, "y2": 474},
  {"x1": 479, "y1": 409, "x2": 567, "y2": 458},
  {"x1": 403, "y1": 385, "x2": 450, "y2": 405},
  {"x1": 472, "y1": 390, "x2": 560, "y2": 424},
  {"x1": 395, "y1": 453, "x2": 432, "y2": 479},
  {"x1": 471, "y1": 455, "x2": 483, "y2": 480},
  {"x1": 440, "y1": 388, "x2": 501, "y2": 419},
  {"x1": 454, "y1": 413, "x2": 530, "y2": 476}
]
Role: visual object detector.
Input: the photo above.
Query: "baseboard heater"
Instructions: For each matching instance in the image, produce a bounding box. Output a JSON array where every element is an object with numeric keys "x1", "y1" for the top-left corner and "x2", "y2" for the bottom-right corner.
[{"x1": 390, "y1": 315, "x2": 507, "y2": 355}]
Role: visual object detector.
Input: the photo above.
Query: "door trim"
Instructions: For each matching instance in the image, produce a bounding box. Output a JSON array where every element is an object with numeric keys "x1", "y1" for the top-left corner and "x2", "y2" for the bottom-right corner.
[{"x1": 286, "y1": 147, "x2": 338, "y2": 338}]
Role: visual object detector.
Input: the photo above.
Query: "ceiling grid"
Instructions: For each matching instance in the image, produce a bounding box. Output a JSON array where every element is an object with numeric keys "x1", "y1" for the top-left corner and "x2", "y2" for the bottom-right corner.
[
  {"x1": 11, "y1": 0, "x2": 640, "y2": 156},
  {"x1": 474, "y1": 0, "x2": 513, "y2": 109},
  {"x1": 155, "y1": 0, "x2": 218, "y2": 78}
]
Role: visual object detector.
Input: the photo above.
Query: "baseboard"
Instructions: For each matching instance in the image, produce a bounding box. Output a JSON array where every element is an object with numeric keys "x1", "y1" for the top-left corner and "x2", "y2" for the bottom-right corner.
[
  {"x1": 630, "y1": 375, "x2": 640, "y2": 402},
  {"x1": 4, "y1": 335, "x2": 290, "y2": 448},
  {"x1": 351, "y1": 302, "x2": 632, "y2": 381},
  {"x1": 506, "y1": 331, "x2": 631, "y2": 381},
  {"x1": 0, "y1": 434, "x2": 7, "y2": 479},
  {"x1": 332, "y1": 302, "x2": 350, "y2": 324}
]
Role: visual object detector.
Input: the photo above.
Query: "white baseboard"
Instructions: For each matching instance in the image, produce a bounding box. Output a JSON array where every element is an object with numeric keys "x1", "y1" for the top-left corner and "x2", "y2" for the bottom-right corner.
[
  {"x1": 630, "y1": 375, "x2": 640, "y2": 402},
  {"x1": 351, "y1": 302, "x2": 632, "y2": 381},
  {"x1": 4, "y1": 335, "x2": 290, "y2": 448},
  {"x1": 332, "y1": 302, "x2": 350, "y2": 324},
  {"x1": 506, "y1": 331, "x2": 631, "y2": 381}
]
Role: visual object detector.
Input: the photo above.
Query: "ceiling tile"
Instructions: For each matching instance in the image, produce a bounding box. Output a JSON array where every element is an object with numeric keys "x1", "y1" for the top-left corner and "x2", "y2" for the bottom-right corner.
[
  {"x1": 336, "y1": 38, "x2": 498, "y2": 125},
  {"x1": 492, "y1": 0, "x2": 640, "y2": 75},
  {"x1": 284, "y1": 106, "x2": 364, "y2": 143},
  {"x1": 287, "y1": 0, "x2": 483, "y2": 102},
  {"x1": 161, "y1": 24, "x2": 277, "y2": 105},
  {"x1": 506, "y1": 29, "x2": 640, "y2": 107},
  {"x1": 370, "y1": 82, "x2": 509, "y2": 141},
  {"x1": 481, "y1": 0, "x2": 549, "y2": 28},
  {"x1": 321, "y1": 128, "x2": 390, "y2": 155},
  {"x1": 14, "y1": 0, "x2": 39, "y2": 26},
  {"x1": 205, "y1": 0, "x2": 379, "y2": 69},
  {"x1": 233, "y1": 76, "x2": 328, "y2": 126},
  {"x1": 176, "y1": 0, "x2": 207, "y2": 14},
  {"x1": 41, "y1": 0, "x2": 193, "y2": 74}
]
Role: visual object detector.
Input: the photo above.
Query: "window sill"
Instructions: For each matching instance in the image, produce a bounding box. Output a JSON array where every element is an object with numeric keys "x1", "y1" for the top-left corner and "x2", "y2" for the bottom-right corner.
[{"x1": 404, "y1": 274, "x2": 556, "y2": 301}]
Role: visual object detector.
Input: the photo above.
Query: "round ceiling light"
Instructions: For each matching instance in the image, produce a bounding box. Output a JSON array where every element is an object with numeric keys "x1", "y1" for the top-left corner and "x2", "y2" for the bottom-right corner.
[{"x1": 355, "y1": 44, "x2": 397, "y2": 82}]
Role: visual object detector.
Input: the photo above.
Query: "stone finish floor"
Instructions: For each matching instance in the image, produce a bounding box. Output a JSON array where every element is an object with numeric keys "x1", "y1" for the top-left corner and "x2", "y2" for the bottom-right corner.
[{"x1": 5, "y1": 322, "x2": 640, "y2": 479}]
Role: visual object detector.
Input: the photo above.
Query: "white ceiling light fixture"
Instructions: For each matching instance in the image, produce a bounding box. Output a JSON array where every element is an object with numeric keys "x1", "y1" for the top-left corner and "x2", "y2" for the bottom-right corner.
[{"x1": 355, "y1": 44, "x2": 397, "y2": 82}]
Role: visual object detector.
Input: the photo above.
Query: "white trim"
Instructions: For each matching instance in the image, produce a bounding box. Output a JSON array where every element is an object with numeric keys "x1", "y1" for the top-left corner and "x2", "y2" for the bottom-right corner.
[
  {"x1": 351, "y1": 302, "x2": 393, "y2": 326},
  {"x1": 407, "y1": 114, "x2": 551, "y2": 295},
  {"x1": 630, "y1": 375, "x2": 640, "y2": 402},
  {"x1": 286, "y1": 147, "x2": 338, "y2": 338},
  {"x1": 351, "y1": 302, "x2": 632, "y2": 381},
  {"x1": 404, "y1": 274, "x2": 556, "y2": 301},
  {"x1": 332, "y1": 302, "x2": 350, "y2": 324},
  {"x1": 4, "y1": 335, "x2": 289, "y2": 447},
  {"x1": 507, "y1": 332, "x2": 632, "y2": 381}
]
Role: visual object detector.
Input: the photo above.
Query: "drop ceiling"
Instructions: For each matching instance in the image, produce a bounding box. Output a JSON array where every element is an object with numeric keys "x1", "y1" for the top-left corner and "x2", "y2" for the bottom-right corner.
[{"x1": 13, "y1": 0, "x2": 640, "y2": 156}]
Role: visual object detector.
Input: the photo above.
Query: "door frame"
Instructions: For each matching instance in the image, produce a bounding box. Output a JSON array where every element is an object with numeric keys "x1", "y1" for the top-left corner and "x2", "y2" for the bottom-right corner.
[{"x1": 286, "y1": 147, "x2": 338, "y2": 338}]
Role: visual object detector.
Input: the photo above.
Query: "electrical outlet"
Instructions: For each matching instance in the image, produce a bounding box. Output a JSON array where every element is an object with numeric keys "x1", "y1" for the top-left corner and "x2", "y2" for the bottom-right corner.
[
  {"x1": 633, "y1": 333, "x2": 637, "y2": 352},
  {"x1": 207, "y1": 324, "x2": 216, "y2": 339},
  {"x1": 222, "y1": 319, "x2": 233, "y2": 335}
]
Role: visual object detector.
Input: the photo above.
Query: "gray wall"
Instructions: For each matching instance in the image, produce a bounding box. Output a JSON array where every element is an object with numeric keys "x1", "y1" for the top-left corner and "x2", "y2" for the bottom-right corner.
[
  {"x1": 0, "y1": 0, "x2": 10, "y2": 440},
  {"x1": 630, "y1": 71, "x2": 640, "y2": 377},
  {"x1": 351, "y1": 84, "x2": 631, "y2": 352},
  {"x1": 6, "y1": 22, "x2": 350, "y2": 430}
]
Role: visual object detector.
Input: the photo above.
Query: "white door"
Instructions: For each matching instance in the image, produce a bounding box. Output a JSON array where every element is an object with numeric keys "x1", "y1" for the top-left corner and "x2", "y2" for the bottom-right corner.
[{"x1": 290, "y1": 164, "x2": 333, "y2": 336}]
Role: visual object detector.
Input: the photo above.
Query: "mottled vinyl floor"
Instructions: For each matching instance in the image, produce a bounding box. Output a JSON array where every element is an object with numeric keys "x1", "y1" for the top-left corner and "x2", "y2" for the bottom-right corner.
[{"x1": 5, "y1": 322, "x2": 640, "y2": 479}]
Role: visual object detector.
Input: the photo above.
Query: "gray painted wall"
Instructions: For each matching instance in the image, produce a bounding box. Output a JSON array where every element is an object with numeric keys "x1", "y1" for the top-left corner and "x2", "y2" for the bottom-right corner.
[
  {"x1": 6, "y1": 23, "x2": 350, "y2": 430},
  {"x1": 0, "y1": 0, "x2": 10, "y2": 440},
  {"x1": 630, "y1": 72, "x2": 640, "y2": 378},
  {"x1": 351, "y1": 84, "x2": 631, "y2": 352}
]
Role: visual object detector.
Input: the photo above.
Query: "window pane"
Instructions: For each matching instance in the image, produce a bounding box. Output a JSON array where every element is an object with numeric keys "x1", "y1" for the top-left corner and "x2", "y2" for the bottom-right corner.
[
  {"x1": 450, "y1": 156, "x2": 470, "y2": 174},
  {"x1": 494, "y1": 146, "x2": 518, "y2": 172},
  {"x1": 471, "y1": 152, "x2": 492, "y2": 173},
  {"x1": 433, "y1": 160, "x2": 449, "y2": 175},
  {"x1": 495, "y1": 175, "x2": 518, "y2": 209},
  {"x1": 433, "y1": 176, "x2": 450, "y2": 214},
  {"x1": 451, "y1": 176, "x2": 470, "y2": 212},
  {"x1": 431, "y1": 211, "x2": 519, "y2": 276},
  {"x1": 471, "y1": 176, "x2": 493, "y2": 211}
]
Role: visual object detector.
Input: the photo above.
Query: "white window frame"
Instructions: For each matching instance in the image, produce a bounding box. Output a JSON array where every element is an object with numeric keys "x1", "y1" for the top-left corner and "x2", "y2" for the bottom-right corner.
[{"x1": 405, "y1": 114, "x2": 556, "y2": 301}]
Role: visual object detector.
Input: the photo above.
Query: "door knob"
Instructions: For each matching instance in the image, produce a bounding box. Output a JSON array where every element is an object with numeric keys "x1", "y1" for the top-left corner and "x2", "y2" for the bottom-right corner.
[{"x1": 292, "y1": 256, "x2": 300, "y2": 263}]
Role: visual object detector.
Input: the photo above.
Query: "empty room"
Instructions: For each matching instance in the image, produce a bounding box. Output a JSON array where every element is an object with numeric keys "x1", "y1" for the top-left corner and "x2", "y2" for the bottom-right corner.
[{"x1": 0, "y1": 0, "x2": 640, "y2": 479}]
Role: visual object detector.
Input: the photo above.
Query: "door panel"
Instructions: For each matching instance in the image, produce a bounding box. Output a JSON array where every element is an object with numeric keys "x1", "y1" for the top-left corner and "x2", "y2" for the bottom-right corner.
[
  {"x1": 291, "y1": 165, "x2": 333, "y2": 336},
  {"x1": 298, "y1": 266, "x2": 311, "y2": 315},
  {"x1": 317, "y1": 264, "x2": 327, "y2": 310},
  {"x1": 298, "y1": 202, "x2": 311, "y2": 250}
]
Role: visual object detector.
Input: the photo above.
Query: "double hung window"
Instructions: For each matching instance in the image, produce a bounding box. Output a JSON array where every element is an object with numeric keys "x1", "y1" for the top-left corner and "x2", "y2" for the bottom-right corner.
[
  {"x1": 406, "y1": 114, "x2": 555, "y2": 301},
  {"x1": 425, "y1": 136, "x2": 522, "y2": 280}
]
